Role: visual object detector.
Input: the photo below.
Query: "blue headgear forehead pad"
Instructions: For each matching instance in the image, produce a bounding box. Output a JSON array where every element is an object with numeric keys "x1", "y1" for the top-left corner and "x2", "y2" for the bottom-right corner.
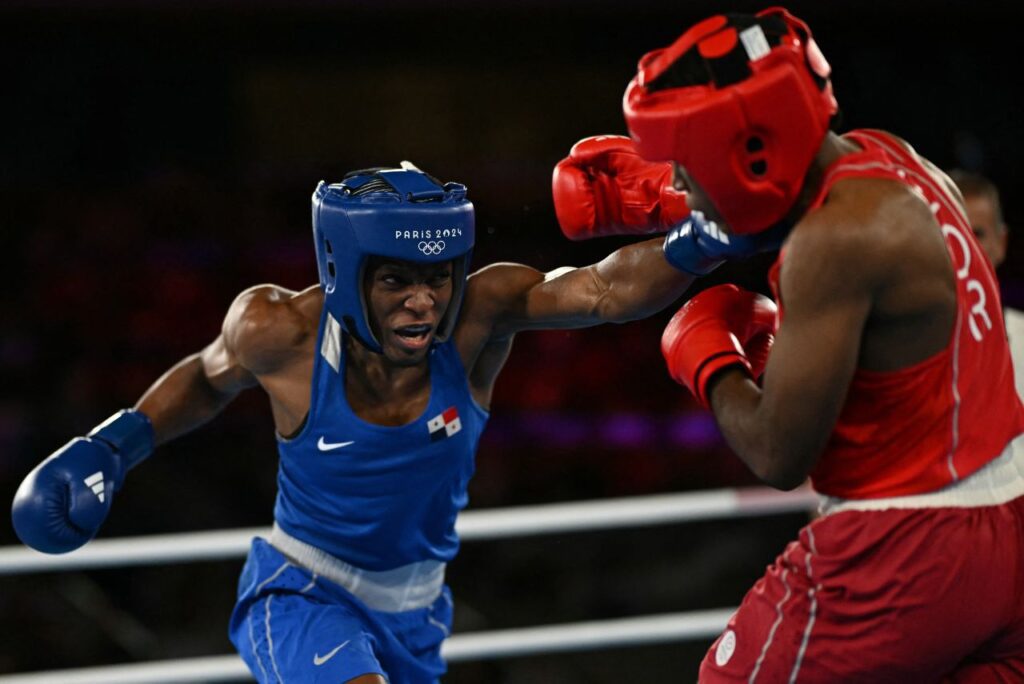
[{"x1": 311, "y1": 164, "x2": 475, "y2": 352}]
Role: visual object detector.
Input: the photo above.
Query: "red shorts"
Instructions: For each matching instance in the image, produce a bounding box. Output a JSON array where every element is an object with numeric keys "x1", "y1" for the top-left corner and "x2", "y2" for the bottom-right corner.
[{"x1": 700, "y1": 496, "x2": 1024, "y2": 683}]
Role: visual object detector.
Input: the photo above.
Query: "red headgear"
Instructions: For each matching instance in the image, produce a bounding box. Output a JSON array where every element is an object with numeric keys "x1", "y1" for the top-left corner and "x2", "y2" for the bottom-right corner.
[{"x1": 623, "y1": 7, "x2": 838, "y2": 235}]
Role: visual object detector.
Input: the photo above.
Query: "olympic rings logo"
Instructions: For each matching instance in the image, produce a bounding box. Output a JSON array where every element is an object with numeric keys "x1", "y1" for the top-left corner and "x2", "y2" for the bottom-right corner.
[{"x1": 418, "y1": 240, "x2": 446, "y2": 255}]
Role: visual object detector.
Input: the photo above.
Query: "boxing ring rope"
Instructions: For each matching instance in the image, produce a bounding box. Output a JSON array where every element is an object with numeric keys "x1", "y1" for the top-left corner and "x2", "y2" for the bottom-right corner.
[
  {"x1": 0, "y1": 486, "x2": 816, "y2": 682},
  {"x1": 0, "y1": 486, "x2": 816, "y2": 574},
  {"x1": 0, "y1": 611, "x2": 740, "y2": 683}
]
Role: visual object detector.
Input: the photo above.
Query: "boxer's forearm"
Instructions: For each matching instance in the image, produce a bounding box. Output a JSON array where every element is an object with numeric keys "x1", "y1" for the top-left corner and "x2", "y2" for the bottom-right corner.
[
  {"x1": 135, "y1": 352, "x2": 250, "y2": 446},
  {"x1": 586, "y1": 238, "x2": 695, "y2": 323},
  {"x1": 482, "y1": 240, "x2": 695, "y2": 337},
  {"x1": 708, "y1": 370, "x2": 820, "y2": 491}
]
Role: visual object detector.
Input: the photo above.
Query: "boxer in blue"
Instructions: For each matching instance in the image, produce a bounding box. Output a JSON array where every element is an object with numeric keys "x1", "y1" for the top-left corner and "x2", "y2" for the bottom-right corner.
[{"x1": 12, "y1": 162, "x2": 771, "y2": 682}]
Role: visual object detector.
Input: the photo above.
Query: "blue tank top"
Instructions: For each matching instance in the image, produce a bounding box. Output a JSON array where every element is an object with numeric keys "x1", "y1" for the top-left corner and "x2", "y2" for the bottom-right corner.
[{"x1": 273, "y1": 309, "x2": 489, "y2": 571}]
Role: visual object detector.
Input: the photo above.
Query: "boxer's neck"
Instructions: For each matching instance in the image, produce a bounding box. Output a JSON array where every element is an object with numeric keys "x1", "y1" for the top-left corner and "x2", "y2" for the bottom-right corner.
[{"x1": 786, "y1": 132, "x2": 862, "y2": 225}]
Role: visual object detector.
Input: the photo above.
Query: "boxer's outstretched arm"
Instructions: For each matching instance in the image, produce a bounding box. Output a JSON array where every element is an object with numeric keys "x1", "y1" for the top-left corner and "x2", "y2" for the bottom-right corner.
[
  {"x1": 476, "y1": 237, "x2": 695, "y2": 338},
  {"x1": 706, "y1": 206, "x2": 875, "y2": 489},
  {"x1": 12, "y1": 284, "x2": 303, "y2": 553}
]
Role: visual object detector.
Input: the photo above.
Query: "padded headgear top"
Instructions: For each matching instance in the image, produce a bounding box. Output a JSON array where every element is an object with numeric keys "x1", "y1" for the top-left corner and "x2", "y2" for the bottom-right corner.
[
  {"x1": 311, "y1": 163, "x2": 475, "y2": 353},
  {"x1": 623, "y1": 7, "x2": 838, "y2": 235}
]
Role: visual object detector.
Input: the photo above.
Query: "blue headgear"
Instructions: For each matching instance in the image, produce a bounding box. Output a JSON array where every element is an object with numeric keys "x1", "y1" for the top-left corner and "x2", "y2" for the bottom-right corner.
[{"x1": 312, "y1": 163, "x2": 475, "y2": 353}]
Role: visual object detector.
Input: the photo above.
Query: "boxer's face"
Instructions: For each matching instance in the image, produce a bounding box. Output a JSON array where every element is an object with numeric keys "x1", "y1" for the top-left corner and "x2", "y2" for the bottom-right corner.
[
  {"x1": 672, "y1": 162, "x2": 730, "y2": 231},
  {"x1": 364, "y1": 257, "x2": 454, "y2": 364},
  {"x1": 963, "y1": 192, "x2": 1007, "y2": 269}
]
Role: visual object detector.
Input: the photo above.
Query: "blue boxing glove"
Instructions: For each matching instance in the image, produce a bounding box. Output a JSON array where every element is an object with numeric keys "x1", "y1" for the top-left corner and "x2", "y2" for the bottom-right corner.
[
  {"x1": 11, "y1": 410, "x2": 154, "y2": 554},
  {"x1": 663, "y1": 211, "x2": 790, "y2": 276}
]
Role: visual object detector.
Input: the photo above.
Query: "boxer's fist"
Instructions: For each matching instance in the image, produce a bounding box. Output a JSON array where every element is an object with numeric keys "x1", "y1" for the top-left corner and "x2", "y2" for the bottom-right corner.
[
  {"x1": 552, "y1": 135, "x2": 689, "y2": 240},
  {"x1": 11, "y1": 409, "x2": 153, "y2": 554},
  {"x1": 661, "y1": 284, "x2": 778, "y2": 408},
  {"x1": 663, "y1": 212, "x2": 790, "y2": 276},
  {"x1": 12, "y1": 437, "x2": 124, "y2": 553}
]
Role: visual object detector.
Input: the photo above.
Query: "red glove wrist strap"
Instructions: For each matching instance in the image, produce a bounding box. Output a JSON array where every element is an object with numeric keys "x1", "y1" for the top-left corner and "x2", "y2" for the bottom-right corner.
[{"x1": 695, "y1": 352, "x2": 753, "y2": 408}]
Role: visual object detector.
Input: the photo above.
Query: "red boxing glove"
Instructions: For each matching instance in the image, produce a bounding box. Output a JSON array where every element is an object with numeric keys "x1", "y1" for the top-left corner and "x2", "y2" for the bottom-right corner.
[
  {"x1": 661, "y1": 284, "x2": 778, "y2": 408},
  {"x1": 552, "y1": 135, "x2": 690, "y2": 240}
]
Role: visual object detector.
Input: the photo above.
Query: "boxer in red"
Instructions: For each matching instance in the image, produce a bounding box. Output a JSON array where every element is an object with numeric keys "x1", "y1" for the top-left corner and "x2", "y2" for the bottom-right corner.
[{"x1": 624, "y1": 8, "x2": 1024, "y2": 682}]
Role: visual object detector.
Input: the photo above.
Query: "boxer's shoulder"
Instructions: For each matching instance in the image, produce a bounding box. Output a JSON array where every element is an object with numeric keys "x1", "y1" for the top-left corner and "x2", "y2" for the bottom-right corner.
[
  {"x1": 224, "y1": 283, "x2": 322, "y2": 374},
  {"x1": 784, "y1": 184, "x2": 925, "y2": 293},
  {"x1": 804, "y1": 174, "x2": 936, "y2": 249}
]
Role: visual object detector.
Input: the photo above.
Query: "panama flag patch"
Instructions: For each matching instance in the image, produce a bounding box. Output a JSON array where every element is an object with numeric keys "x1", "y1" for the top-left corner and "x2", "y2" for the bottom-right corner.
[{"x1": 428, "y1": 406, "x2": 462, "y2": 442}]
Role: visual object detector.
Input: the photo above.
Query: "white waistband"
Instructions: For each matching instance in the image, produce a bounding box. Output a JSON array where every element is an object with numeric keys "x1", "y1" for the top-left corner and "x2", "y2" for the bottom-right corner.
[
  {"x1": 819, "y1": 433, "x2": 1024, "y2": 516},
  {"x1": 269, "y1": 523, "x2": 445, "y2": 613}
]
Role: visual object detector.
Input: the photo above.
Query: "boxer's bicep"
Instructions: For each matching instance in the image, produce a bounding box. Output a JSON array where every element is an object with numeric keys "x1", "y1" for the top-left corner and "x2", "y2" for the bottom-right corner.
[
  {"x1": 137, "y1": 288, "x2": 281, "y2": 444},
  {"x1": 763, "y1": 246, "x2": 871, "y2": 461},
  {"x1": 201, "y1": 333, "x2": 257, "y2": 396}
]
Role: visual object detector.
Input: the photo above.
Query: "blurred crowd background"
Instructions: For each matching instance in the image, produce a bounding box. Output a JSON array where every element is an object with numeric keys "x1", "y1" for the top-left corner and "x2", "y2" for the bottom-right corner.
[{"x1": 2, "y1": 0, "x2": 1022, "y2": 680}]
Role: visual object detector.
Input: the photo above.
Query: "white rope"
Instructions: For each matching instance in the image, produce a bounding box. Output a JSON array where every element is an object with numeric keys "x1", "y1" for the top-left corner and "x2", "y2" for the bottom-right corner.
[
  {"x1": 0, "y1": 486, "x2": 816, "y2": 574},
  {"x1": 0, "y1": 486, "x2": 816, "y2": 573},
  {"x1": 0, "y1": 656, "x2": 248, "y2": 684},
  {"x1": 0, "y1": 609, "x2": 735, "y2": 683},
  {"x1": 0, "y1": 527, "x2": 263, "y2": 575},
  {"x1": 442, "y1": 608, "x2": 735, "y2": 659}
]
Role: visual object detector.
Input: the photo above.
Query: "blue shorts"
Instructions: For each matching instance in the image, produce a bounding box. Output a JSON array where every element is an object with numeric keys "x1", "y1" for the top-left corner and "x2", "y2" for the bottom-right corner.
[{"x1": 228, "y1": 538, "x2": 452, "y2": 683}]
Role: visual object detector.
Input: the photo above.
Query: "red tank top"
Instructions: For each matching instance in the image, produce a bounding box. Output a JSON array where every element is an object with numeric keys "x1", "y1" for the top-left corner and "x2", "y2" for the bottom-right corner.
[{"x1": 768, "y1": 129, "x2": 1024, "y2": 498}]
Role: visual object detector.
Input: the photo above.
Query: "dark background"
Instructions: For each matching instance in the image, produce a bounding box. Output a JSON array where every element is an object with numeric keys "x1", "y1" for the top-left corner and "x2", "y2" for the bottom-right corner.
[{"x1": 2, "y1": 1, "x2": 1022, "y2": 681}]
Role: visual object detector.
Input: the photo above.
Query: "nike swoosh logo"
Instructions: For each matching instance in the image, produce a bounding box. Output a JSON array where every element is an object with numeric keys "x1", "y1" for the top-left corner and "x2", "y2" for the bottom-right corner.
[
  {"x1": 317, "y1": 437, "x2": 355, "y2": 451},
  {"x1": 313, "y1": 639, "x2": 350, "y2": 666}
]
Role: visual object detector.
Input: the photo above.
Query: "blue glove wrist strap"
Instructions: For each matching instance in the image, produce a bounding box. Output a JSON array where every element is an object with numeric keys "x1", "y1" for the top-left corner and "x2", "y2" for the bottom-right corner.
[
  {"x1": 87, "y1": 409, "x2": 155, "y2": 472},
  {"x1": 663, "y1": 214, "x2": 723, "y2": 276},
  {"x1": 663, "y1": 212, "x2": 792, "y2": 276}
]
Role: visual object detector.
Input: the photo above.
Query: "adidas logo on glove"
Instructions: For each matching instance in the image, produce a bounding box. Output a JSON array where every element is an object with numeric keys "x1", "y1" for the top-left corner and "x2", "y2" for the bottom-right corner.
[{"x1": 84, "y1": 471, "x2": 105, "y2": 503}]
